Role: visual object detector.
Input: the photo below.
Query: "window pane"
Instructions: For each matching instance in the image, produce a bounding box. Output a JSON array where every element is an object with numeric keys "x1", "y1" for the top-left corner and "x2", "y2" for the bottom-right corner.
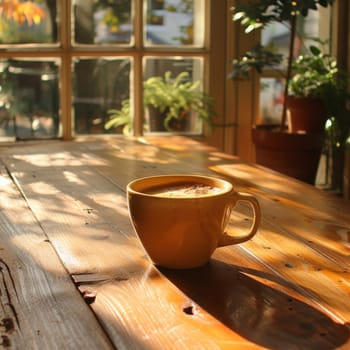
[
  {"x1": 0, "y1": 59, "x2": 60, "y2": 140},
  {"x1": 73, "y1": 0, "x2": 132, "y2": 45},
  {"x1": 0, "y1": 0, "x2": 58, "y2": 44},
  {"x1": 143, "y1": 57, "x2": 204, "y2": 133},
  {"x1": 261, "y1": 14, "x2": 319, "y2": 58},
  {"x1": 73, "y1": 57, "x2": 131, "y2": 135},
  {"x1": 260, "y1": 12, "x2": 322, "y2": 123},
  {"x1": 259, "y1": 78, "x2": 284, "y2": 124},
  {"x1": 145, "y1": 0, "x2": 204, "y2": 46}
]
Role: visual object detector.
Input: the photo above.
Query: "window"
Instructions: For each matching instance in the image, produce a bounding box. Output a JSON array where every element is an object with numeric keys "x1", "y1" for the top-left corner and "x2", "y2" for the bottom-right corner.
[
  {"x1": 0, "y1": 0, "x2": 212, "y2": 141},
  {"x1": 0, "y1": 1, "x2": 59, "y2": 140},
  {"x1": 258, "y1": 9, "x2": 331, "y2": 124}
]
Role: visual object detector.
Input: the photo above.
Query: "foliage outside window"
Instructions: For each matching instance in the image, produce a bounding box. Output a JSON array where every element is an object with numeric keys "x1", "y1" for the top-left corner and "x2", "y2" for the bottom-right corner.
[{"x1": 0, "y1": 0, "x2": 210, "y2": 141}]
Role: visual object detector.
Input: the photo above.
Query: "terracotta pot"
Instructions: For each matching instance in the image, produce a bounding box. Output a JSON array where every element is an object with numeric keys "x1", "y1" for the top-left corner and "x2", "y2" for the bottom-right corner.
[
  {"x1": 252, "y1": 124, "x2": 325, "y2": 184},
  {"x1": 147, "y1": 105, "x2": 189, "y2": 132},
  {"x1": 286, "y1": 96, "x2": 328, "y2": 133}
]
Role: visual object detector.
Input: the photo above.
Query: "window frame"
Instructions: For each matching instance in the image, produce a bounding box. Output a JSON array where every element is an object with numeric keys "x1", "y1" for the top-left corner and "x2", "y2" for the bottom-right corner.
[{"x1": 0, "y1": 0, "x2": 219, "y2": 140}]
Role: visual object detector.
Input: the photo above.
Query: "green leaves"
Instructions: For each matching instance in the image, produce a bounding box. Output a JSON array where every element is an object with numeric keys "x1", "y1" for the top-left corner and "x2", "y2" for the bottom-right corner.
[
  {"x1": 105, "y1": 71, "x2": 215, "y2": 133},
  {"x1": 289, "y1": 39, "x2": 349, "y2": 119},
  {"x1": 228, "y1": 44, "x2": 283, "y2": 79},
  {"x1": 232, "y1": 0, "x2": 334, "y2": 33},
  {"x1": 105, "y1": 99, "x2": 133, "y2": 135},
  {"x1": 143, "y1": 71, "x2": 214, "y2": 131},
  {"x1": 229, "y1": 2, "x2": 336, "y2": 90}
]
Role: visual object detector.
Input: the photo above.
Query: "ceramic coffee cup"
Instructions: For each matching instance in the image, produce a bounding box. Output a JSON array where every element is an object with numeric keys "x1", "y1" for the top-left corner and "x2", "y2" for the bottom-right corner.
[{"x1": 127, "y1": 174, "x2": 261, "y2": 269}]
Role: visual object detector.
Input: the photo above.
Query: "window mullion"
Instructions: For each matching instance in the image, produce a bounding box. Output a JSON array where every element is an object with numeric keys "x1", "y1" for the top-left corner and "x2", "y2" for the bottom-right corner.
[
  {"x1": 61, "y1": 0, "x2": 72, "y2": 140},
  {"x1": 132, "y1": 0, "x2": 144, "y2": 136}
]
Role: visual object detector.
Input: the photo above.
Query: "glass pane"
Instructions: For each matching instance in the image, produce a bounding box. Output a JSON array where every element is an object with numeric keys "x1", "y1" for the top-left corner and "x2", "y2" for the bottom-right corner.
[
  {"x1": 0, "y1": 59, "x2": 60, "y2": 140},
  {"x1": 73, "y1": 57, "x2": 131, "y2": 135},
  {"x1": 143, "y1": 57, "x2": 204, "y2": 133},
  {"x1": 0, "y1": 0, "x2": 58, "y2": 44},
  {"x1": 145, "y1": 0, "x2": 204, "y2": 46},
  {"x1": 260, "y1": 12, "x2": 323, "y2": 123},
  {"x1": 261, "y1": 14, "x2": 319, "y2": 60},
  {"x1": 259, "y1": 78, "x2": 284, "y2": 125},
  {"x1": 73, "y1": 0, "x2": 132, "y2": 45}
]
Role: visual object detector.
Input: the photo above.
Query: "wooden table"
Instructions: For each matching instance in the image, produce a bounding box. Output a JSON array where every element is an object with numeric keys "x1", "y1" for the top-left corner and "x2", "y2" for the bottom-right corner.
[{"x1": 0, "y1": 135, "x2": 350, "y2": 349}]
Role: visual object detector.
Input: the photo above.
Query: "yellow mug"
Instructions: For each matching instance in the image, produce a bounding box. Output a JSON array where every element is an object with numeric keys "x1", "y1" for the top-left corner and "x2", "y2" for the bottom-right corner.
[{"x1": 127, "y1": 175, "x2": 261, "y2": 269}]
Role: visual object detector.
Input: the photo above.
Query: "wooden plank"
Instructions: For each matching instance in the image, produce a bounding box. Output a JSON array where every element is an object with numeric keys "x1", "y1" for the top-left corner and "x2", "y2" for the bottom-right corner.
[
  {"x1": 1, "y1": 140, "x2": 267, "y2": 348},
  {"x1": 1, "y1": 141, "x2": 257, "y2": 348},
  {"x1": 0, "y1": 165, "x2": 113, "y2": 349},
  {"x1": 0, "y1": 168, "x2": 144, "y2": 276},
  {"x1": 133, "y1": 139, "x2": 350, "y2": 322},
  {"x1": 161, "y1": 255, "x2": 350, "y2": 350},
  {"x1": 0, "y1": 138, "x2": 245, "y2": 275},
  {"x1": 2, "y1": 137, "x2": 350, "y2": 349},
  {"x1": 74, "y1": 249, "x2": 350, "y2": 350},
  {"x1": 210, "y1": 163, "x2": 350, "y2": 258},
  {"x1": 78, "y1": 268, "x2": 260, "y2": 350},
  {"x1": 204, "y1": 163, "x2": 350, "y2": 323}
]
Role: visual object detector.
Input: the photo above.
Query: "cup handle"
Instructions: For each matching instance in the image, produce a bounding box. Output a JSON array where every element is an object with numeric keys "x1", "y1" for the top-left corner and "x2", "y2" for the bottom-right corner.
[{"x1": 218, "y1": 192, "x2": 261, "y2": 247}]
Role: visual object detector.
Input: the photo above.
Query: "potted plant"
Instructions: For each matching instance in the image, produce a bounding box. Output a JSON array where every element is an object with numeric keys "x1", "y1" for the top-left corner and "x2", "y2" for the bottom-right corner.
[
  {"x1": 229, "y1": 0, "x2": 349, "y2": 185},
  {"x1": 105, "y1": 70, "x2": 215, "y2": 134},
  {"x1": 105, "y1": 99, "x2": 133, "y2": 135},
  {"x1": 290, "y1": 40, "x2": 350, "y2": 192},
  {"x1": 287, "y1": 38, "x2": 348, "y2": 133}
]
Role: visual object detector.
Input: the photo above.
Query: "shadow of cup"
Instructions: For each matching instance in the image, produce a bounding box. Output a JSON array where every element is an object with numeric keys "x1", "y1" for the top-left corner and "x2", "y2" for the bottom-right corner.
[{"x1": 160, "y1": 259, "x2": 350, "y2": 350}]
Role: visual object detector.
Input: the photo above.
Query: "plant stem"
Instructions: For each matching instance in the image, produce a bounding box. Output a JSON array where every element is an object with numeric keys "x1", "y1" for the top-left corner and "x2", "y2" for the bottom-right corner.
[{"x1": 281, "y1": 13, "x2": 297, "y2": 131}]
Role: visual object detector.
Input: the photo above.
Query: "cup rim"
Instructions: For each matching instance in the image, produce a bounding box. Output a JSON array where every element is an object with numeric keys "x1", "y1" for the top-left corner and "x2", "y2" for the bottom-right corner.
[{"x1": 127, "y1": 174, "x2": 233, "y2": 199}]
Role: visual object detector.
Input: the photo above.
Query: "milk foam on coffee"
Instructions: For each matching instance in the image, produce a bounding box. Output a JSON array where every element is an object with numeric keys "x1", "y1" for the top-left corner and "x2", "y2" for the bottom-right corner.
[{"x1": 145, "y1": 182, "x2": 222, "y2": 198}]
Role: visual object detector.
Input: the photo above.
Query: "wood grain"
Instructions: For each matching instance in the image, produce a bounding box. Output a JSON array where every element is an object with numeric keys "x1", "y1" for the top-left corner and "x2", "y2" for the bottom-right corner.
[
  {"x1": 1, "y1": 136, "x2": 350, "y2": 349},
  {"x1": 0, "y1": 165, "x2": 113, "y2": 349}
]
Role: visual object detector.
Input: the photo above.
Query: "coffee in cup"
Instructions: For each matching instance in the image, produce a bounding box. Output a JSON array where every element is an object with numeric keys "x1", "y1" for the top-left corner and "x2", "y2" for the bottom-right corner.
[
  {"x1": 144, "y1": 183, "x2": 222, "y2": 197},
  {"x1": 127, "y1": 174, "x2": 261, "y2": 269}
]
